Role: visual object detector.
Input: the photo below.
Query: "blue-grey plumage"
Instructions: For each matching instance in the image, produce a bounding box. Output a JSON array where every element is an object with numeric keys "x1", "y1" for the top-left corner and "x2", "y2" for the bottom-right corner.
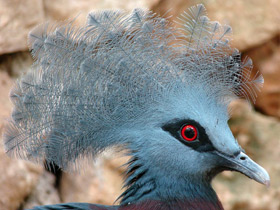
[{"x1": 3, "y1": 4, "x2": 269, "y2": 210}]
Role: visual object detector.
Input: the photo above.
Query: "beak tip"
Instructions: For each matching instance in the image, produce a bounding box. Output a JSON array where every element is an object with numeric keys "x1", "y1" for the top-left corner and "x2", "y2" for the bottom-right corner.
[
  {"x1": 260, "y1": 168, "x2": 270, "y2": 188},
  {"x1": 264, "y1": 180, "x2": 270, "y2": 188},
  {"x1": 256, "y1": 168, "x2": 270, "y2": 188}
]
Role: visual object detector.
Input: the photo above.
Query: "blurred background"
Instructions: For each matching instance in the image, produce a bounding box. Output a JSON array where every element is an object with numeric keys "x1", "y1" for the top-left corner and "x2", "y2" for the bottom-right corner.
[{"x1": 0, "y1": 0, "x2": 279, "y2": 209}]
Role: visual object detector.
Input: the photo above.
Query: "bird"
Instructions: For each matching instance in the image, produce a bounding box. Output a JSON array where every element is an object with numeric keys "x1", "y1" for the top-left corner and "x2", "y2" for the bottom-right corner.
[{"x1": 3, "y1": 4, "x2": 270, "y2": 210}]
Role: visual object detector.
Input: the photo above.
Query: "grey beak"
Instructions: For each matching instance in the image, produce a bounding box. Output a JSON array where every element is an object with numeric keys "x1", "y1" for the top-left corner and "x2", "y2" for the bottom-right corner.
[{"x1": 217, "y1": 151, "x2": 270, "y2": 187}]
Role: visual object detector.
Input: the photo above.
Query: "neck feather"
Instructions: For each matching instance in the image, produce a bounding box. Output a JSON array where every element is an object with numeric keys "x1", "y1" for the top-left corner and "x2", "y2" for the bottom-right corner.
[{"x1": 118, "y1": 156, "x2": 223, "y2": 209}]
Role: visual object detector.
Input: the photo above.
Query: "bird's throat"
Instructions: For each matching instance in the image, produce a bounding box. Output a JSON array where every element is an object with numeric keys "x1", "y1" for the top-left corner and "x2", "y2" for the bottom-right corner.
[{"x1": 119, "y1": 157, "x2": 223, "y2": 209}]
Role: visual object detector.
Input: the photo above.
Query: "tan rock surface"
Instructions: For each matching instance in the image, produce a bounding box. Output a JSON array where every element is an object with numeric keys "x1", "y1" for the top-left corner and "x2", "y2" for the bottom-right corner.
[
  {"x1": 0, "y1": 149, "x2": 43, "y2": 210},
  {"x1": 0, "y1": 0, "x2": 44, "y2": 55},
  {"x1": 44, "y1": 0, "x2": 160, "y2": 25},
  {"x1": 0, "y1": 52, "x2": 33, "y2": 77},
  {"x1": 213, "y1": 100, "x2": 280, "y2": 210},
  {"x1": 23, "y1": 171, "x2": 61, "y2": 209},
  {"x1": 153, "y1": 0, "x2": 280, "y2": 51},
  {"x1": 0, "y1": 71, "x2": 13, "y2": 122},
  {"x1": 256, "y1": 46, "x2": 280, "y2": 118},
  {"x1": 60, "y1": 153, "x2": 128, "y2": 205}
]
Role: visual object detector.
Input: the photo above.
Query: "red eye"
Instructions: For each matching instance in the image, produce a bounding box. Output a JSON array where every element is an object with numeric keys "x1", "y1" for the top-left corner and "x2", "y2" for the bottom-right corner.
[{"x1": 181, "y1": 125, "x2": 198, "y2": 141}]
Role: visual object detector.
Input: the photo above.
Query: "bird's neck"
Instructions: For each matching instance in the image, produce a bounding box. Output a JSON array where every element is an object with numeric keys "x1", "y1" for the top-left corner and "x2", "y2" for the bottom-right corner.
[{"x1": 120, "y1": 158, "x2": 223, "y2": 209}]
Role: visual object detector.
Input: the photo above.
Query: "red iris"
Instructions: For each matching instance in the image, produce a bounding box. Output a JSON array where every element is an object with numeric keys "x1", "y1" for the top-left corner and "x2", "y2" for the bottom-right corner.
[{"x1": 181, "y1": 125, "x2": 197, "y2": 141}]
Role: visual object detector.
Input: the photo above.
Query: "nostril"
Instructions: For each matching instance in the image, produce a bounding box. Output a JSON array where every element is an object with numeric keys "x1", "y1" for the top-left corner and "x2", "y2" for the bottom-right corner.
[{"x1": 240, "y1": 156, "x2": 246, "y2": 161}]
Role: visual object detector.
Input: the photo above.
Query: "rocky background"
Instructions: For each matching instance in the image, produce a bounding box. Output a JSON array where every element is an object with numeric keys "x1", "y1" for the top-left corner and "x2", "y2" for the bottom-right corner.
[{"x1": 0, "y1": 0, "x2": 279, "y2": 209}]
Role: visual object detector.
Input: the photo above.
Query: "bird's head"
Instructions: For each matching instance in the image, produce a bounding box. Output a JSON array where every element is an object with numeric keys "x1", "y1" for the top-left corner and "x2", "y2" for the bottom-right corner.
[{"x1": 118, "y1": 81, "x2": 269, "y2": 204}]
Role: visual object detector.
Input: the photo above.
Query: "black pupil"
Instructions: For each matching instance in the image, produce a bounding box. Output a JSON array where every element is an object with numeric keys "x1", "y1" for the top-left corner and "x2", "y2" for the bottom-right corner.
[{"x1": 184, "y1": 127, "x2": 195, "y2": 139}]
